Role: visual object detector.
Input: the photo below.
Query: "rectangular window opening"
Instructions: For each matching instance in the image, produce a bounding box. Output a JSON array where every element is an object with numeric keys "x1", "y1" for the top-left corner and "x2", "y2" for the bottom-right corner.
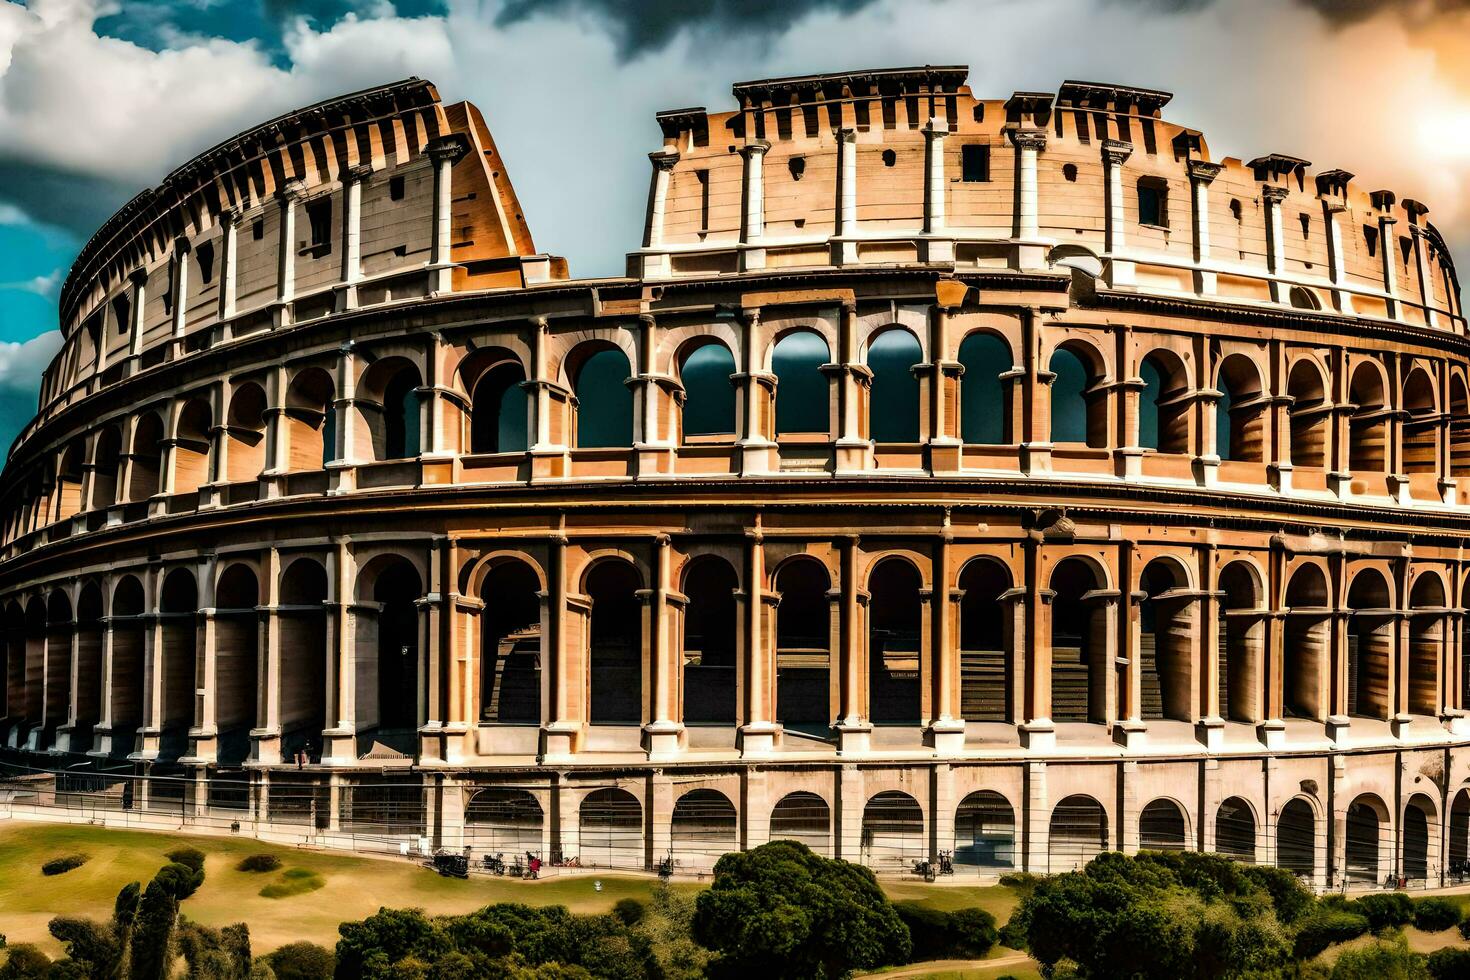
[
  {"x1": 389, "y1": 175, "x2": 406, "y2": 201},
  {"x1": 1137, "y1": 177, "x2": 1169, "y2": 228},
  {"x1": 961, "y1": 143, "x2": 990, "y2": 183},
  {"x1": 305, "y1": 198, "x2": 333, "y2": 256}
]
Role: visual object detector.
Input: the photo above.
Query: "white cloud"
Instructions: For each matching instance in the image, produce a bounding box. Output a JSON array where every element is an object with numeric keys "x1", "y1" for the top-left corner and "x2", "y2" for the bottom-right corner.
[{"x1": 0, "y1": 329, "x2": 61, "y2": 389}]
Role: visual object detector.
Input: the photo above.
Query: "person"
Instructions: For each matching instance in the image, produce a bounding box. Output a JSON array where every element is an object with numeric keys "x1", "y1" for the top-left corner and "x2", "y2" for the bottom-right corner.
[{"x1": 528, "y1": 854, "x2": 541, "y2": 878}]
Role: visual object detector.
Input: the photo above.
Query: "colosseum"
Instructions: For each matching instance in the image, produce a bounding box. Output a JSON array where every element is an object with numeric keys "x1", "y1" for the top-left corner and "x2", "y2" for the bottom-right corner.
[{"x1": 0, "y1": 65, "x2": 1466, "y2": 887}]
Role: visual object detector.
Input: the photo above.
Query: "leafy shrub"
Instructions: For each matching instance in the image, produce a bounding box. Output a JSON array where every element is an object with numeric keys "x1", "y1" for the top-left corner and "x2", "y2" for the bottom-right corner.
[
  {"x1": 267, "y1": 941, "x2": 335, "y2": 980},
  {"x1": 997, "y1": 917, "x2": 1028, "y2": 951},
  {"x1": 154, "y1": 860, "x2": 206, "y2": 900},
  {"x1": 1412, "y1": 897, "x2": 1461, "y2": 933},
  {"x1": 612, "y1": 898, "x2": 646, "y2": 926},
  {"x1": 1429, "y1": 946, "x2": 1470, "y2": 980},
  {"x1": 1328, "y1": 934, "x2": 1429, "y2": 979},
  {"x1": 1293, "y1": 910, "x2": 1370, "y2": 959},
  {"x1": 259, "y1": 868, "x2": 324, "y2": 899},
  {"x1": 166, "y1": 847, "x2": 207, "y2": 873},
  {"x1": 1351, "y1": 892, "x2": 1415, "y2": 933},
  {"x1": 41, "y1": 854, "x2": 89, "y2": 876},
  {"x1": 0, "y1": 944, "x2": 51, "y2": 980},
  {"x1": 893, "y1": 903, "x2": 997, "y2": 962},
  {"x1": 237, "y1": 854, "x2": 282, "y2": 874},
  {"x1": 1239, "y1": 864, "x2": 1315, "y2": 925},
  {"x1": 175, "y1": 916, "x2": 251, "y2": 979}
]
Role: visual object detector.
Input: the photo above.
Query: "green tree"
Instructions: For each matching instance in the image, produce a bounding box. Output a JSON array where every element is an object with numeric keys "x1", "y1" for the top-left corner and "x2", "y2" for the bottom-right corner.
[
  {"x1": 0, "y1": 944, "x2": 51, "y2": 980},
  {"x1": 692, "y1": 839, "x2": 911, "y2": 979},
  {"x1": 49, "y1": 916, "x2": 122, "y2": 978},
  {"x1": 266, "y1": 941, "x2": 334, "y2": 980},
  {"x1": 1329, "y1": 934, "x2": 1428, "y2": 979},
  {"x1": 176, "y1": 917, "x2": 252, "y2": 980}
]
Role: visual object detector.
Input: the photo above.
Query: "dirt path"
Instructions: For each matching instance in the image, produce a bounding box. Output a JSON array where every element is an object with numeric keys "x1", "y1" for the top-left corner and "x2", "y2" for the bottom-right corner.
[{"x1": 859, "y1": 951, "x2": 1032, "y2": 978}]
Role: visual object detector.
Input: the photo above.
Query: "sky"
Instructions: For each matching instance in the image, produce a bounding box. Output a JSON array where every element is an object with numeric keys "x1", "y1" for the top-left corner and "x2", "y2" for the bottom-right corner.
[{"x1": 1, "y1": 0, "x2": 1469, "y2": 450}]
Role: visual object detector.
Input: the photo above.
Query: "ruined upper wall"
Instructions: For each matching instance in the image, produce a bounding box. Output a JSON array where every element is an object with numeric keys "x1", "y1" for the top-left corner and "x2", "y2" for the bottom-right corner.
[{"x1": 635, "y1": 67, "x2": 1461, "y2": 331}]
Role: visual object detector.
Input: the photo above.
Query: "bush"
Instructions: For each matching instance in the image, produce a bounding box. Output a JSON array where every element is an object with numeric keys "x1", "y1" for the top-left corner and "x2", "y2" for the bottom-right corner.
[
  {"x1": 1329, "y1": 934, "x2": 1429, "y2": 979},
  {"x1": 167, "y1": 847, "x2": 207, "y2": 873},
  {"x1": 1429, "y1": 946, "x2": 1470, "y2": 980},
  {"x1": 996, "y1": 917, "x2": 1027, "y2": 951},
  {"x1": 1351, "y1": 892, "x2": 1415, "y2": 933},
  {"x1": 893, "y1": 903, "x2": 997, "y2": 962},
  {"x1": 41, "y1": 854, "x2": 88, "y2": 876},
  {"x1": 154, "y1": 860, "x2": 206, "y2": 901},
  {"x1": 237, "y1": 854, "x2": 282, "y2": 874},
  {"x1": 0, "y1": 944, "x2": 50, "y2": 980},
  {"x1": 1293, "y1": 910, "x2": 1371, "y2": 959},
  {"x1": 1413, "y1": 897, "x2": 1461, "y2": 933},
  {"x1": 612, "y1": 898, "x2": 646, "y2": 926},
  {"x1": 267, "y1": 941, "x2": 334, "y2": 980}
]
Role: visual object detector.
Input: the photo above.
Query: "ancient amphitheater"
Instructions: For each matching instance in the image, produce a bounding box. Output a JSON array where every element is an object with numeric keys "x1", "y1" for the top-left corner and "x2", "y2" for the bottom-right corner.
[{"x1": 0, "y1": 65, "x2": 1466, "y2": 886}]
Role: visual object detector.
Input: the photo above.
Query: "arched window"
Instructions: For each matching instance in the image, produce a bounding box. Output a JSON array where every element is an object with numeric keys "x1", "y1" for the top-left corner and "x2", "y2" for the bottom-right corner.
[
  {"x1": 773, "y1": 331, "x2": 830, "y2": 435},
  {"x1": 226, "y1": 384, "x2": 268, "y2": 483},
  {"x1": 1344, "y1": 795, "x2": 1385, "y2": 883},
  {"x1": 868, "y1": 329, "x2": 921, "y2": 443},
  {"x1": 770, "y1": 792, "x2": 831, "y2": 856},
  {"x1": 159, "y1": 568, "x2": 198, "y2": 760},
  {"x1": 1277, "y1": 799, "x2": 1315, "y2": 880},
  {"x1": 1409, "y1": 575, "x2": 1446, "y2": 717},
  {"x1": 1049, "y1": 795, "x2": 1107, "y2": 873},
  {"x1": 470, "y1": 361, "x2": 528, "y2": 455},
  {"x1": 861, "y1": 791, "x2": 925, "y2": 869},
  {"x1": 466, "y1": 788, "x2": 544, "y2": 854},
  {"x1": 1049, "y1": 345, "x2": 1104, "y2": 447},
  {"x1": 1049, "y1": 559, "x2": 1107, "y2": 723},
  {"x1": 1450, "y1": 377, "x2": 1470, "y2": 481},
  {"x1": 1139, "y1": 559, "x2": 1193, "y2": 722},
  {"x1": 868, "y1": 559, "x2": 921, "y2": 725},
  {"x1": 579, "y1": 788, "x2": 643, "y2": 869},
  {"x1": 1404, "y1": 795, "x2": 1436, "y2": 882},
  {"x1": 173, "y1": 398, "x2": 213, "y2": 495},
  {"x1": 1138, "y1": 798, "x2": 1187, "y2": 851},
  {"x1": 671, "y1": 789, "x2": 738, "y2": 870},
  {"x1": 775, "y1": 558, "x2": 831, "y2": 735},
  {"x1": 107, "y1": 578, "x2": 146, "y2": 756},
  {"x1": 128, "y1": 413, "x2": 164, "y2": 502},
  {"x1": 91, "y1": 427, "x2": 122, "y2": 511},
  {"x1": 954, "y1": 791, "x2": 1015, "y2": 869},
  {"x1": 285, "y1": 368, "x2": 336, "y2": 471},
  {"x1": 1348, "y1": 361, "x2": 1388, "y2": 474},
  {"x1": 54, "y1": 440, "x2": 85, "y2": 522},
  {"x1": 1217, "y1": 562, "x2": 1262, "y2": 723},
  {"x1": 958, "y1": 333, "x2": 1011, "y2": 444},
  {"x1": 680, "y1": 342, "x2": 737, "y2": 438},
  {"x1": 1402, "y1": 368, "x2": 1438, "y2": 479},
  {"x1": 1139, "y1": 351, "x2": 1189, "y2": 454},
  {"x1": 1215, "y1": 797, "x2": 1256, "y2": 863},
  {"x1": 1216, "y1": 355, "x2": 1265, "y2": 463},
  {"x1": 1346, "y1": 570, "x2": 1392, "y2": 720},
  {"x1": 41, "y1": 591, "x2": 71, "y2": 749},
  {"x1": 587, "y1": 560, "x2": 642, "y2": 724},
  {"x1": 72, "y1": 583, "x2": 104, "y2": 749},
  {"x1": 959, "y1": 559, "x2": 1011, "y2": 722},
  {"x1": 1286, "y1": 360, "x2": 1328, "y2": 469},
  {"x1": 214, "y1": 564, "x2": 259, "y2": 765},
  {"x1": 481, "y1": 560, "x2": 541, "y2": 725},
  {"x1": 361, "y1": 361, "x2": 421, "y2": 461},
  {"x1": 573, "y1": 346, "x2": 634, "y2": 448},
  {"x1": 682, "y1": 558, "x2": 737, "y2": 725},
  {"x1": 1283, "y1": 564, "x2": 1328, "y2": 720},
  {"x1": 368, "y1": 560, "x2": 422, "y2": 746},
  {"x1": 278, "y1": 558, "x2": 328, "y2": 764}
]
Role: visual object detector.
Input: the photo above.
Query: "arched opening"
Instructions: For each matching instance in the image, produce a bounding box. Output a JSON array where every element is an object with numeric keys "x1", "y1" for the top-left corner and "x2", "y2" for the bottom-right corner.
[
  {"x1": 1286, "y1": 360, "x2": 1328, "y2": 470},
  {"x1": 868, "y1": 558, "x2": 921, "y2": 725},
  {"x1": 682, "y1": 557, "x2": 737, "y2": 725},
  {"x1": 2, "y1": 603, "x2": 21, "y2": 741},
  {"x1": 579, "y1": 787, "x2": 643, "y2": 870},
  {"x1": 285, "y1": 368, "x2": 336, "y2": 471},
  {"x1": 21, "y1": 597, "x2": 43, "y2": 737},
  {"x1": 958, "y1": 333, "x2": 1012, "y2": 445},
  {"x1": 861, "y1": 790, "x2": 925, "y2": 871},
  {"x1": 1049, "y1": 795, "x2": 1108, "y2": 873},
  {"x1": 1217, "y1": 562, "x2": 1263, "y2": 723},
  {"x1": 868, "y1": 328, "x2": 921, "y2": 443},
  {"x1": 357, "y1": 358, "x2": 422, "y2": 461},
  {"x1": 214, "y1": 564, "x2": 259, "y2": 766},
  {"x1": 1139, "y1": 350, "x2": 1190, "y2": 454},
  {"x1": 469, "y1": 356, "x2": 529, "y2": 455},
  {"x1": 1049, "y1": 558, "x2": 1108, "y2": 723},
  {"x1": 127, "y1": 413, "x2": 164, "y2": 502},
  {"x1": 172, "y1": 398, "x2": 213, "y2": 496},
  {"x1": 1283, "y1": 565, "x2": 1329, "y2": 720},
  {"x1": 773, "y1": 330, "x2": 830, "y2": 435},
  {"x1": 480, "y1": 560, "x2": 541, "y2": 725},
  {"x1": 1276, "y1": 798, "x2": 1316, "y2": 880},
  {"x1": 158, "y1": 568, "x2": 198, "y2": 761},
  {"x1": 90, "y1": 427, "x2": 122, "y2": 510},
  {"x1": 1409, "y1": 575, "x2": 1446, "y2": 717},
  {"x1": 1216, "y1": 354, "x2": 1265, "y2": 463},
  {"x1": 775, "y1": 558, "x2": 832, "y2": 736},
  {"x1": 278, "y1": 558, "x2": 328, "y2": 764},
  {"x1": 41, "y1": 591, "x2": 71, "y2": 749},
  {"x1": 571, "y1": 345, "x2": 634, "y2": 448},
  {"x1": 465, "y1": 788, "x2": 544, "y2": 856},
  {"x1": 225, "y1": 383, "x2": 267, "y2": 484},
  {"x1": 71, "y1": 583, "x2": 104, "y2": 748},
  {"x1": 1346, "y1": 570, "x2": 1393, "y2": 720},
  {"x1": 109, "y1": 576, "x2": 146, "y2": 757},
  {"x1": 671, "y1": 789, "x2": 738, "y2": 869},
  {"x1": 954, "y1": 791, "x2": 1015, "y2": 869},
  {"x1": 1403, "y1": 368, "x2": 1438, "y2": 479},
  {"x1": 53, "y1": 440, "x2": 85, "y2": 522},
  {"x1": 1404, "y1": 795, "x2": 1436, "y2": 883},
  {"x1": 1450, "y1": 377, "x2": 1470, "y2": 481},
  {"x1": 770, "y1": 791, "x2": 831, "y2": 856},
  {"x1": 366, "y1": 560, "x2": 422, "y2": 753},
  {"x1": 1139, "y1": 798, "x2": 1187, "y2": 851},
  {"x1": 679, "y1": 341, "x2": 737, "y2": 439},
  {"x1": 1049, "y1": 344, "x2": 1106, "y2": 448},
  {"x1": 1139, "y1": 559, "x2": 1194, "y2": 722},
  {"x1": 958, "y1": 558, "x2": 1011, "y2": 722},
  {"x1": 1344, "y1": 795, "x2": 1385, "y2": 884},
  {"x1": 1450, "y1": 789, "x2": 1470, "y2": 875},
  {"x1": 587, "y1": 560, "x2": 642, "y2": 725},
  {"x1": 1215, "y1": 797, "x2": 1256, "y2": 862},
  {"x1": 1348, "y1": 361, "x2": 1389, "y2": 473}
]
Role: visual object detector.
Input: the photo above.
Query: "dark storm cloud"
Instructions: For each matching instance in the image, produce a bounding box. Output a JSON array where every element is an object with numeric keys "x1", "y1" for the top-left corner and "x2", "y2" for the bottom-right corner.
[
  {"x1": 1115, "y1": 0, "x2": 1470, "y2": 21},
  {"x1": 493, "y1": 0, "x2": 890, "y2": 58},
  {"x1": 0, "y1": 163, "x2": 138, "y2": 242}
]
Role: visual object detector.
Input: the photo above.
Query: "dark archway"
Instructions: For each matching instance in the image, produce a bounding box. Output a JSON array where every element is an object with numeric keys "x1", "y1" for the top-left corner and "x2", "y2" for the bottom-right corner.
[
  {"x1": 1404, "y1": 795, "x2": 1435, "y2": 883},
  {"x1": 1139, "y1": 350, "x2": 1190, "y2": 454},
  {"x1": 773, "y1": 331, "x2": 830, "y2": 435},
  {"x1": 1283, "y1": 565, "x2": 1329, "y2": 720},
  {"x1": 1215, "y1": 797, "x2": 1256, "y2": 862},
  {"x1": 579, "y1": 788, "x2": 643, "y2": 870},
  {"x1": 770, "y1": 791, "x2": 831, "y2": 856},
  {"x1": 1286, "y1": 360, "x2": 1328, "y2": 470},
  {"x1": 1216, "y1": 354, "x2": 1265, "y2": 462},
  {"x1": 214, "y1": 564, "x2": 259, "y2": 766},
  {"x1": 679, "y1": 341, "x2": 737, "y2": 438},
  {"x1": 1348, "y1": 361, "x2": 1389, "y2": 473},
  {"x1": 1218, "y1": 562, "x2": 1262, "y2": 723},
  {"x1": 1276, "y1": 798, "x2": 1316, "y2": 880},
  {"x1": 1346, "y1": 570, "x2": 1393, "y2": 720},
  {"x1": 958, "y1": 559, "x2": 1010, "y2": 722},
  {"x1": 1050, "y1": 559, "x2": 1107, "y2": 723},
  {"x1": 278, "y1": 558, "x2": 328, "y2": 763},
  {"x1": 868, "y1": 329, "x2": 921, "y2": 443},
  {"x1": 868, "y1": 558, "x2": 921, "y2": 725},
  {"x1": 1049, "y1": 344, "x2": 1106, "y2": 447},
  {"x1": 108, "y1": 576, "x2": 147, "y2": 757},
  {"x1": 371, "y1": 560, "x2": 422, "y2": 748},
  {"x1": 682, "y1": 557, "x2": 737, "y2": 725},
  {"x1": 1408, "y1": 575, "x2": 1446, "y2": 717},
  {"x1": 480, "y1": 560, "x2": 541, "y2": 725},
  {"x1": 1344, "y1": 796, "x2": 1385, "y2": 884},
  {"x1": 954, "y1": 791, "x2": 1015, "y2": 869},
  {"x1": 572, "y1": 345, "x2": 634, "y2": 448},
  {"x1": 158, "y1": 568, "x2": 199, "y2": 761},
  {"x1": 587, "y1": 560, "x2": 642, "y2": 725},
  {"x1": 1049, "y1": 795, "x2": 1108, "y2": 872},
  {"x1": 775, "y1": 559, "x2": 832, "y2": 735},
  {"x1": 470, "y1": 358, "x2": 529, "y2": 454},
  {"x1": 958, "y1": 333, "x2": 1011, "y2": 445},
  {"x1": 1139, "y1": 798, "x2": 1188, "y2": 851}
]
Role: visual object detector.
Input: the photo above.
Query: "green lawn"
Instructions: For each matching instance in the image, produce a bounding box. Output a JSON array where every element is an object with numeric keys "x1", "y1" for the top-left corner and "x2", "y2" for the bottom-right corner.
[
  {"x1": 0, "y1": 823, "x2": 695, "y2": 956},
  {"x1": 883, "y1": 882, "x2": 1023, "y2": 923}
]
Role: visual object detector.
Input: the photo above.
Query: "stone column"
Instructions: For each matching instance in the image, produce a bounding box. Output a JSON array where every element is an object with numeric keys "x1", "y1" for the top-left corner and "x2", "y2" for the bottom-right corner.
[
  {"x1": 1322, "y1": 201, "x2": 1354, "y2": 314},
  {"x1": 922, "y1": 118, "x2": 953, "y2": 262},
  {"x1": 739, "y1": 140, "x2": 771, "y2": 272},
  {"x1": 836, "y1": 536, "x2": 870, "y2": 753},
  {"x1": 335, "y1": 164, "x2": 372, "y2": 312},
  {"x1": 1378, "y1": 213, "x2": 1401, "y2": 320},
  {"x1": 741, "y1": 526, "x2": 780, "y2": 756},
  {"x1": 930, "y1": 517, "x2": 964, "y2": 752},
  {"x1": 640, "y1": 148, "x2": 679, "y2": 277},
  {"x1": 542, "y1": 534, "x2": 577, "y2": 760},
  {"x1": 644, "y1": 535, "x2": 681, "y2": 758},
  {"x1": 126, "y1": 268, "x2": 148, "y2": 374},
  {"x1": 1187, "y1": 160, "x2": 1222, "y2": 295},
  {"x1": 830, "y1": 300, "x2": 873, "y2": 475},
  {"x1": 328, "y1": 344, "x2": 356, "y2": 493},
  {"x1": 171, "y1": 237, "x2": 192, "y2": 351},
  {"x1": 260, "y1": 365, "x2": 289, "y2": 499},
  {"x1": 1009, "y1": 128, "x2": 1047, "y2": 270},
  {"x1": 1197, "y1": 546, "x2": 1225, "y2": 749},
  {"x1": 254, "y1": 549, "x2": 282, "y2": 765},
  {"x1": 273, "y1": 178, "x2": 306, "y2": 329},
  {"x1": 926, "y1": 301, "x2": 962, "y2": 473},
  {"x1": 1262, "y1": 185, "x2": 1290, "y2": 303},
  {"x1": 1101, "y1": 140, "x2": 1134, "y2": 286},
  {"x1": 427, "y1": 135, "x2": 470, "y2": 294},
  {"x1": 1411, "y1": 224, "x2": 1440, "y2": 329},
  {"x1": 832, "y1": 128, "x2": 859, "y2": 266},
  {"x1": 634, "y1": 314, "x2": 675, "y2": 477},
  {"x1": 526, "y1": 317, "x2": 569, "y2": 480},
  {"x1": 1019, "y1": 536, "x2": 1055, "y2": 750},
  {"x1": 218, "y1": 207, "x2": 241, "y2": 326},
  {"x1": 735, "y1": 307, "x2": 777, "y2": 475}
]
